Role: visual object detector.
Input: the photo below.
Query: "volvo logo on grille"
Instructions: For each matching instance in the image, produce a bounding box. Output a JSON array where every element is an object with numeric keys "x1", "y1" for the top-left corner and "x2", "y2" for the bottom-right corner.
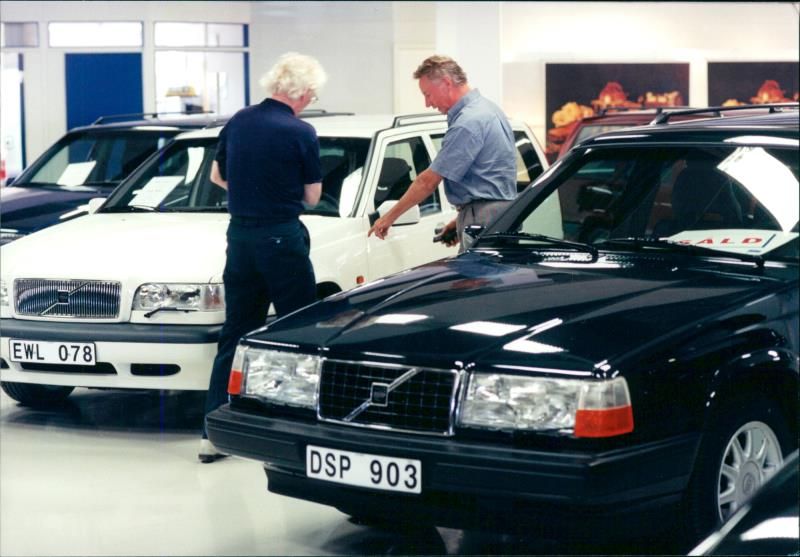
[
  {"x1": 370, "y1": 382, "x2": 390, "y2": 407},
  {"x1": 343, "y1": 367, "x2": 421, "y2": 422},
  {"x1": 56, "y1": 290, "x2": 70, "y2": 304}
]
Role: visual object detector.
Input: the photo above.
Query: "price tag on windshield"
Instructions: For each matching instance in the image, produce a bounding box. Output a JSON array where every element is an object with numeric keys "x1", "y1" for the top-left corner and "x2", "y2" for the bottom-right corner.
[
  {"x1": 129, "y1": 176, "x2": 183, "y2": 207},
  {"x1": 57, "y1": 161, "x2": 96, "y2": 187}
]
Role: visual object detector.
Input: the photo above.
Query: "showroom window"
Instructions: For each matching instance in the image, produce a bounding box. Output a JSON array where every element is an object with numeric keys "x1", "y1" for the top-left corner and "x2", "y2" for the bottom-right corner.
[
  {"x1": 1, "y1": 22, "x2": 39, "y2": 47},
  {"x1": 48, "y1": 22, "x2": 143, "y2": 47},
  {"x1": 154, "y1": 22, "x2": 248, "y2": 116}
]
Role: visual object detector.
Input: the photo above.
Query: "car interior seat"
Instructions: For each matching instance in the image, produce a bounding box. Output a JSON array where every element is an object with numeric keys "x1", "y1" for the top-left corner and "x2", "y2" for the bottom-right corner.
[
  {"x1": 374, "y1": 157, "x2": 412, "y2": 207},
  {"x1": 655, "y1": 161, "x2": 743, "y2": 236}
]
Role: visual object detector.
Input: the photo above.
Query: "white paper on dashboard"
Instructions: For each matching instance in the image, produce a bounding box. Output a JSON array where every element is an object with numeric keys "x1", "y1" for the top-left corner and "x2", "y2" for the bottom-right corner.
[
  {"x1": 130, "y1": 176, "x2": 184, "y2": 207},
  {"x1": 57, "y1": 161, "x2": 97, "y2": 186}
]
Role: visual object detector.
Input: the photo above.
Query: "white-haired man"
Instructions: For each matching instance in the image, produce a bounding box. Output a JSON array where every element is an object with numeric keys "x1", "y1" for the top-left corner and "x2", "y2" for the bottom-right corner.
[
  {"x1": 200, "y1": 52, "x2": 326, "y2": 462},
  {"x1": 368, "y1": 55, "x2": 517, "y2": 251}
]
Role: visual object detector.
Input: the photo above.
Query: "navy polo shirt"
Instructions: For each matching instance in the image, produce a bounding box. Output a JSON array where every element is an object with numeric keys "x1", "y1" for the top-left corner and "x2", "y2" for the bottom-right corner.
[{"x1": 215, "y1": 98, "x2": 321, "y2": 222}]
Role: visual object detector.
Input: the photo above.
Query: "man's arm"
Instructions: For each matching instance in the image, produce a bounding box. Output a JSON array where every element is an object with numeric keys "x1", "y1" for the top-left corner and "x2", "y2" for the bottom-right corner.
[
  {"x1": 304, "y1": 182, "x2": 322, "y2": 207},
  {"x1": 210, "y1": 160, "x2": 228, "y2": 190},
  {"x1": 368, "y1": 168, "x2": 442, "y2": 239}
]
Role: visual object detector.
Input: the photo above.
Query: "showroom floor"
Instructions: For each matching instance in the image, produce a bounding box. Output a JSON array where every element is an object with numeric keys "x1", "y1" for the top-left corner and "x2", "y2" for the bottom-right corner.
[{"x1": 0, "y1": 388, "x2": 683, "y2": 556}]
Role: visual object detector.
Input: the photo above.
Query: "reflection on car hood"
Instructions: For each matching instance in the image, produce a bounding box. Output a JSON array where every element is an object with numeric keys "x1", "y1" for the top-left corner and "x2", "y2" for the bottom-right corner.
[
  {"x1": 0, "y1": 185, "x2": 108, "y2": 234},
  {"x1": 253, "y1": 252, "x2": 780, "y2": 373}
]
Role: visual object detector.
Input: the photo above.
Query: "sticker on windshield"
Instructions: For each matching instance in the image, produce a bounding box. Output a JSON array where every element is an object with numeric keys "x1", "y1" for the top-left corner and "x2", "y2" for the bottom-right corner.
[
  {"x1": 57, "y1": 161, "x2": 96, "y2": 187},
  {"x1": 129, "y1": 176, "x2": 183, "y2": 207},
  {"x1": 666, "y1": 229, "x2": 799, "y2": 256}
]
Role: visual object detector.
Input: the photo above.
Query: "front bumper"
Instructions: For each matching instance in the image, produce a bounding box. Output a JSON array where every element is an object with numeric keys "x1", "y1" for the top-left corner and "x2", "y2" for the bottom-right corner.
[
  {"x1": 208, "y1": 403, "x2": 701, "y2": 532},
  {"x1": 0, "y1": 318, "x2": 221, "y2": 390}
]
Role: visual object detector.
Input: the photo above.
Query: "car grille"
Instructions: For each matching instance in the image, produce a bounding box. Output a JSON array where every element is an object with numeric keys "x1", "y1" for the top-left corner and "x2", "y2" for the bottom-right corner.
[
  {"x1": 14, "y1": 279, "x2": 121, "y2": 318},
  {"x1": 318, "y1": 359, "x2": 461, "y2": 436}
]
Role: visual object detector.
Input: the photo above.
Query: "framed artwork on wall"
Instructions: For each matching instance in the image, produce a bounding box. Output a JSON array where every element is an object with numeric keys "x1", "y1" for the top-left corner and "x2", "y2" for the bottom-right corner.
[
  {"x1": 708, "y1": 62, "x2": 799, "y2": 106},
  {"x1": 545, "y1": 63, "x2": 690, "y2": 159}
]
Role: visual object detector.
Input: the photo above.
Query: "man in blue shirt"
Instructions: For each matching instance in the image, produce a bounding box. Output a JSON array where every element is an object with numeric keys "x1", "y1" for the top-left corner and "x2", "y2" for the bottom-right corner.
[
  {"x1": 368, "y1": 55, "x2": 517, "y2": 251},
  {"x1": 199, "y1": 52, "x2": 326, "y2": 462}
]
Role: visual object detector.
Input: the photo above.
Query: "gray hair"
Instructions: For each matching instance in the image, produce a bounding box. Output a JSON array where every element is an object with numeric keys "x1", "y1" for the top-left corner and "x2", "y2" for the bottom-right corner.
[
  {"x1": 260, "y1": 52, "x2": 327, "y2": 100},
  {"x1": 413, "y1": 55, "x2": 468, "y2": 86}
]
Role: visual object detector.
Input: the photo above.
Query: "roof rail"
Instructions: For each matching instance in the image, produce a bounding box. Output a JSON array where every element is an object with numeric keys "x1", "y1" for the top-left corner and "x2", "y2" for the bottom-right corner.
[
  {"x1": 392, "y1": 113, "x2": 446, "y2": 128},
  {"x1": 92, "y1": 110, "x2": 213, "y2": 125},
  {"x1": 650, "y1": 102, "x2": 799, "y2": 125},
  {"x1": 299, "y1": 109, "x2": 355, "y2": 118}
]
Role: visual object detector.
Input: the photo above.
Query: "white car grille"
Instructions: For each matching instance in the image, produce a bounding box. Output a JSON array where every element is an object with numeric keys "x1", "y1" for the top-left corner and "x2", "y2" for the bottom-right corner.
[{"x1": 14, "y1": 279, "x2": 121, "y2": 318}]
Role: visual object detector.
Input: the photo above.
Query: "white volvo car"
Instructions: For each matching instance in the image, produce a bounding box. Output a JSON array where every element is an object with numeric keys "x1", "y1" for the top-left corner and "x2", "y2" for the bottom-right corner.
[{"x1": 0, "y1": 112, "x2": 547, "y2": 406}]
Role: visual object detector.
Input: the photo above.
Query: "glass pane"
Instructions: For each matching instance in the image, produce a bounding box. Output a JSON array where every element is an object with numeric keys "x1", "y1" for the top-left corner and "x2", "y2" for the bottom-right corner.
[
  {"x1": 49, "y1": 22, "x2": 142, "y2": 48},
  {"x1": 376, "y1": 137, "x2": 439, "y2": 215},
  {"x1": 207, "y1": 24, "x2": 245, "y2": 47},
  {"x1": 1, "y1": 22, "x2": 39, "y2": 47},
  {"x1": 154, "y1": 22, "x2": 205, "y2": 47}
]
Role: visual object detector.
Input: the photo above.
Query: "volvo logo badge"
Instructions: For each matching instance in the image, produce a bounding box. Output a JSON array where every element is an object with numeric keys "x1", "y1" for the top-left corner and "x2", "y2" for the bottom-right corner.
[
  {"x1": 56, "y1": 290, "x2": 70, "y2": 304},
  {"x1": 370, "y1": 383, "x2": 390, "y2": 407}
]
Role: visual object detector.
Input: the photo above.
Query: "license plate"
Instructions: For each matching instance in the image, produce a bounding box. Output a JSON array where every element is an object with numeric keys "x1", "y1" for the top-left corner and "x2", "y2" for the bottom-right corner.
[
  {"x1": 306, "y1": 445, "x2": 421, "y2": 494},
  {"x1": 9, "y1": 339, "x2": 96, "y2": 366}
]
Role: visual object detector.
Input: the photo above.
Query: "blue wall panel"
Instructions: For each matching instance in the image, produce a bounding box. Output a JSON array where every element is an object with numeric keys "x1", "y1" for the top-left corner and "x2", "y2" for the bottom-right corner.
[{"x1": 65, "y1": 53, "x2": 143, "y2": 129}]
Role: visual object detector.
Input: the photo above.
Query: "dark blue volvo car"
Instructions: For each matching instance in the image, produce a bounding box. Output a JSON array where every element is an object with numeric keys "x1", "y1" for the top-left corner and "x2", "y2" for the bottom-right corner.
[
  {"x1": 207, "y1": 105, "x2": 799, "y2": 546},
  {"x1": 0, "y1": 113, "x2": 222, "y2": 245}
]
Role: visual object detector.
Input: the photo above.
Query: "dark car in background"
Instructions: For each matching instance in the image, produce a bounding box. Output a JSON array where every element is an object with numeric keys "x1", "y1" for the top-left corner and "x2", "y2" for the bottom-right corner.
[
  {"x1": 207, "y1": 105, "x2": 798, "y2": 547},
  {"x1": 690, "y1": 451, "x2": 799, "y2": 555},
  {"x1": 0, "y1": 112, "x2": 222, "y2": 245}
]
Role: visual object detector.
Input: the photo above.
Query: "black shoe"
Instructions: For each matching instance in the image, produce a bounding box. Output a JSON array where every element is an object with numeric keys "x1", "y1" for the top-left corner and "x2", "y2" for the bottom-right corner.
[{"x1": 198, "y1": 438, "x2": 229, "y2": 463}]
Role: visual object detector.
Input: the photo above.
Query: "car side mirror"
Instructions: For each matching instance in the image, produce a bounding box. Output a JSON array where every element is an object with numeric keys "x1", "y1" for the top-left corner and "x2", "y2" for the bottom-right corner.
[
  {"x1": 369, "y1": 200, "x2": 421, "y2": 227},
  {"x1": 86, "y1": 197, "x2": 106, "y2": 214}
]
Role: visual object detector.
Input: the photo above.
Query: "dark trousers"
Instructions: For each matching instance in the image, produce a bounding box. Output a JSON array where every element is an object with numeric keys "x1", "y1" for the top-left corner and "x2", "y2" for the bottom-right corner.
[{"x1": 202, "y1": 219, "x2": 315, "y2": 437}]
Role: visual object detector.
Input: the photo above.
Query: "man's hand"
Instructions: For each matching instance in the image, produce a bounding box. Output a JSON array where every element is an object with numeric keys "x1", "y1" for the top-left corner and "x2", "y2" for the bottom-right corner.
[
  {"x1": 437, "y1": 219, "x2": 459, "y2": 247},
  {"x1": 368, "y1": 215, "x2": 394, "y2": 240}
]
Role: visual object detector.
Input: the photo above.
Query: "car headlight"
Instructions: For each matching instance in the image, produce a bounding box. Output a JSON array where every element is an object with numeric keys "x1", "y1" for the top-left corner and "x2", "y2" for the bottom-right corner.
[
  {"x1": 0, "y1": 229, "x2": 25, "y2": 245},
  {"x1": 0, "y1": 280, "x2": 8, "y2": 307},
  {"x1": 132, "y1": 283, "x2": 224, "y2": 312},
  {"x1": 227, "y1": 345, "x2": 321, "y2": 409},
  {"x1": 460, "y1": 373, "x2": 633, "y2": 437}
]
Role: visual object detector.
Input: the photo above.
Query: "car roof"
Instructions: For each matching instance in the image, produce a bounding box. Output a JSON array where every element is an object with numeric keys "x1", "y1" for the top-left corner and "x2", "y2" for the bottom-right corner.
[
  {"x1": 66, "y1": 113, "x2": 228, "y2": 133},
  {"x1": 173, "y1": 111, "x2": 532, "y2": 142},
  {"x1": 577, "y1": 107, "x2": 799, "y2": 147}
]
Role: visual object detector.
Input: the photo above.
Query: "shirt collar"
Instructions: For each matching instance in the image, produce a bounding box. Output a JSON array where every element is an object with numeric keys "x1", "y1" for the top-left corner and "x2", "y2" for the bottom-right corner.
[
  {"x1": 262, "y1": 98, "x2": 295, "y2": 114},
  {"x1": 447, "y1": 88, "x2": 480, "y2": 124}
]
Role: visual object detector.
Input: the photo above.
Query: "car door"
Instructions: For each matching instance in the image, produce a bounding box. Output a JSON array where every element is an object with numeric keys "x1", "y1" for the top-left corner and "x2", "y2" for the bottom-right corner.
[{"x1": 365, "y1": 128, "x2": 457, "y2": 279}]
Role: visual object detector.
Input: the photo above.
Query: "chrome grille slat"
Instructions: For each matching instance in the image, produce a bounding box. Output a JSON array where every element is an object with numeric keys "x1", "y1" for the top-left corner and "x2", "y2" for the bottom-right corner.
[
  {"x1": 14, "y1": 279, "x2": 121, "y2": 318},
  {"x1": 318, "y1": 359, "x2": 459, "y2": 436}
]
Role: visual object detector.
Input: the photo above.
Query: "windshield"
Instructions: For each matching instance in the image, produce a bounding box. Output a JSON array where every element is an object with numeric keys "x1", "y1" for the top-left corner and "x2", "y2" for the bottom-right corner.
[
  {"x1": 15, "y1": 130, "x2": 176, "y2": 188},
  {"x1": 103, "y1": 136, "x2": 370, "y2": 215},
  {"x1": 508, "y1": 144, "x2": 799, "y2": 261}
]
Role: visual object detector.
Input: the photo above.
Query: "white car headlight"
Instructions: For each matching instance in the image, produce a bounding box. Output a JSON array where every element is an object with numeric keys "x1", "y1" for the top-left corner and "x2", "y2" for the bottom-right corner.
[
  {"x1": 132, "y1": 283, "x2": 224, "y2": 312},
  {"x1": 460, "y1": 373, "x2": 633, "y2": 437},
  {"x1": 228, "y1": 345, "x2": 321, "y2": 409}
]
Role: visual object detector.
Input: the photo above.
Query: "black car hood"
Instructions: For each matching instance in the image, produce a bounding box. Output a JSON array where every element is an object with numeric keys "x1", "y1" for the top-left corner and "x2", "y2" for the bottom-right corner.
[
  {"x1": 0, "y1": 184, "x2": 108, "y2": 234},
  {"x1": 251, "y1": 252, "x2": 781, "y2": 375}
]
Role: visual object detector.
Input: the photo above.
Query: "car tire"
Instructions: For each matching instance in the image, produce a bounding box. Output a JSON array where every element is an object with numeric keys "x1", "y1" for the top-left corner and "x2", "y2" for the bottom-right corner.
[
  {"x1": 1, "y1": 381, "x2": 74, "y2": 407},
  {"x1": 682, "y1": 396, "x2": 793, "y2": 546}
]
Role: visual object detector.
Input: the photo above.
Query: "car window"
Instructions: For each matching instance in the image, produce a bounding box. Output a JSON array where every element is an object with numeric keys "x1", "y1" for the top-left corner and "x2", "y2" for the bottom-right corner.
[
  {"x1": 432, "y1": 131, "x2": 544, "y2": 192},
  {"x1": 513, "y1": 146, "x2": 799, "y2": 259},
  {"x1": 312, "y1": 138, "x2": 370, "y2": 216},
  {"x1": 374, "y1": 136, "x2": 440, "y2": 216},
  {"x1": 16, "y1": 131, "x2": 175, "y2": 187}
]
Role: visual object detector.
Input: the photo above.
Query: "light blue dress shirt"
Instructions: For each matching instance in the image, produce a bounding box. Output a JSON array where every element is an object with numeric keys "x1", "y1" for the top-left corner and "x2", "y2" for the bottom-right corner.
[{"x1": 430, "y1": 89, "x2": 517, "y2": 207}]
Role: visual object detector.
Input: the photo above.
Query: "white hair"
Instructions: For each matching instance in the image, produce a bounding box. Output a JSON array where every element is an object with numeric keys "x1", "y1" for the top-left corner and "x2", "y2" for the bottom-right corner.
[{"x1": 259, "y1": 52, "x2": 327, "y2": 100}]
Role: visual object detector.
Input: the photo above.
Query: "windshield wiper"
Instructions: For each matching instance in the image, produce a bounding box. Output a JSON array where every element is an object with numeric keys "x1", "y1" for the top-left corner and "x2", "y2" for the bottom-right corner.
[
  {"x1": 143, "y1": 307, "x2": 198, "y2": 318},
  {"x1": 161, "y1": 207, "x2": 228, "y2": 213},
  {"x1": 596, "y1": 237, "x2": 765, "y2": 268},
  {"x1": 475, "y1": 232, "x2": 599, "y2": 261},
  {"x1": 101, "y1": 205, "x2": 158, "y2": 213}
]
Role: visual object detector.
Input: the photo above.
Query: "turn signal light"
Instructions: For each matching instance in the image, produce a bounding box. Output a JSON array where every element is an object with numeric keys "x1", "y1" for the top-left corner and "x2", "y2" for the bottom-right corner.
[
  {"x1": 227, "y1": 345, "x2": 247, "y2": 395},
  {"x1": 574, "y1": 405, "x2": 634, "y2": 437}
]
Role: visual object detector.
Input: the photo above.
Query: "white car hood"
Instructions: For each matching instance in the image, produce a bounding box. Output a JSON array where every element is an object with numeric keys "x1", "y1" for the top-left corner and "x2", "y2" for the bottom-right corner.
[{"x1": 1, "y1": 212, "x2": 356, "y2": 284}]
